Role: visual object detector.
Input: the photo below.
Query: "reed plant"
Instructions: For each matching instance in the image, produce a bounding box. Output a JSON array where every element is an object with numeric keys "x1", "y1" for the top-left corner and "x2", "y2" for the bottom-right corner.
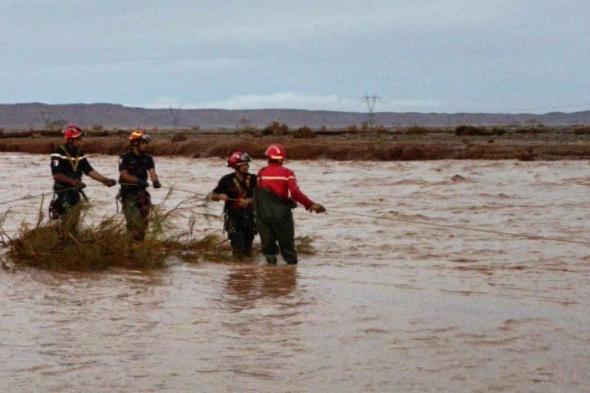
[
  {"x1": 0, "y1": 191, "x2": 315, "y2": 271},
  {"x1": 0, "y1": 192, "x2": 231, "y2": 270}
]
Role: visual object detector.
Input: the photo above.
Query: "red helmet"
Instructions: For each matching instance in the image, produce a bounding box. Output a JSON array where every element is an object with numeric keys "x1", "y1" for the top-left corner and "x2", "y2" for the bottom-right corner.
[
  {"x1": 265, "y1": 144, "x2": 286, "y2": 161},
  {"x1": 227, "y1": 150, "x2": 251, "y2": 168},
  {"x1": 63, "y1": 124, "x2": 83, "y2": 141}
]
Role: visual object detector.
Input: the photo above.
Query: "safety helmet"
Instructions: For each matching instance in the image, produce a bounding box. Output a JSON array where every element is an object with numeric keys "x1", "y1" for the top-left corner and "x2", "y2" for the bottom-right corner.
[
  {"x1": 227, "y1": 150, "x2": 251, "y2": 168},
  {"x1": 129, "y1": 129, "x2": 151, "y2": 144},
  {"x1": 265, "y1": 144, "x2": 286, "y2": 162},
  {"x1": 63, "y1": 124, "x2": 83, "y2": 141}
]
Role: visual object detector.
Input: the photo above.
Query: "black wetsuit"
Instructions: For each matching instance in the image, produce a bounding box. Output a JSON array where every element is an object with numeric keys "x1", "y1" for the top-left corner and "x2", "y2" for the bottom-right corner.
[
  {"x1": 118, "y1": 151, "x2": 155, "y2": 240},
  {"x1": 213, "y1": 172, "x2": 257, "y2": 257},
  {"x1": 50, "y1": 143, "x2": 93, "y2": 214}
]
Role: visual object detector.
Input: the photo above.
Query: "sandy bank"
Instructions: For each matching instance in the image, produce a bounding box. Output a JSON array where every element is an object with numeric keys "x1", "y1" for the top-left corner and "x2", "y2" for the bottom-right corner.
[{"x1": 2, "y1": 131, "x2": 590, "y2": 160}]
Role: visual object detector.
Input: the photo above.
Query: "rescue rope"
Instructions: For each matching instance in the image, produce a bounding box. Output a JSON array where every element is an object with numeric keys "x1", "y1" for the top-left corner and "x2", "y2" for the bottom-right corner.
[
  {"x1": 3, "y1": 186, "x2": 586, "y2": 247},
  {"x1": 0, "y1": 192, "x2": 53, "y2": 207},
  {"x1": 327, "y1": 209, "x2": 590, "y2": 247},
  {"x1": 0, "y1": 184, "x2": 209, "y2": 207}
]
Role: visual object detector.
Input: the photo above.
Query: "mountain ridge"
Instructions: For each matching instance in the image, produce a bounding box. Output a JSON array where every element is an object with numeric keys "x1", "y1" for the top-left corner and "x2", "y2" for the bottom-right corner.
[{"x1": 1, "y1": 103, "x2": 589, "y2": 129}]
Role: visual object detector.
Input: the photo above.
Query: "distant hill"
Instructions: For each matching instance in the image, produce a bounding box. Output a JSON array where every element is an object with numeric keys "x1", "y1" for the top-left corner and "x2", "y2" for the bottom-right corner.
[{"x1": 1, "y1": 103, "x2": 590, "y2": 129}]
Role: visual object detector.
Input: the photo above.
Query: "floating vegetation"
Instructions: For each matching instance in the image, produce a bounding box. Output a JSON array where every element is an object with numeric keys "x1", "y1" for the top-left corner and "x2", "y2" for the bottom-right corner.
[
  {"x1": 295, "y1": 235, "x2": 316, "y2": 255},
  {"x1": 0, "y1": 191, "x2": 316, "y2": 271},
  {"x1": 0, "y1": 192, "x2": 232, "y2": 271}
]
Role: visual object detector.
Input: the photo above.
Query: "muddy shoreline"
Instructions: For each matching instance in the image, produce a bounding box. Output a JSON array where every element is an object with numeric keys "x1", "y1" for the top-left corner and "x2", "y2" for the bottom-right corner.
[{"x1": 2, "y1": 130, "x2": 590, "y2": 160}]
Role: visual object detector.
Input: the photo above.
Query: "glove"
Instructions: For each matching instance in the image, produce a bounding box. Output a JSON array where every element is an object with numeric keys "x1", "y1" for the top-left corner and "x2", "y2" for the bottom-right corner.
[
  {"x1": 74, "y1": 180, "x2": 86, "y2": 191},
  {"x1": 137, "y1": 179, "x2": 149, "y2": 188},
  {"x1": 309, "y1": 203, "x2": 326, "y2": 213},
  {"x1": 152, "y1": 180, "x2": 161, "y2": 189},
  {"x1": 103, "y1": 178, "x2": 116, "y2": 187}
]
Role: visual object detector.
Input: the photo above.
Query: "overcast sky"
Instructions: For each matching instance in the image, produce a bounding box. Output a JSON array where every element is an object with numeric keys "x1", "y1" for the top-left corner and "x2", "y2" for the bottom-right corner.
[{"x1": 1, "y1": 0, "x2": 589, "y2": 113}]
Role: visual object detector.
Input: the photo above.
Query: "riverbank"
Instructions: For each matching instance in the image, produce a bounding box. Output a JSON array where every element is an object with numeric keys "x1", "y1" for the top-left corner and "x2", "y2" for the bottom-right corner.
[{"x1": 2, "y1": 127, "x2": 590, "y2": 160}]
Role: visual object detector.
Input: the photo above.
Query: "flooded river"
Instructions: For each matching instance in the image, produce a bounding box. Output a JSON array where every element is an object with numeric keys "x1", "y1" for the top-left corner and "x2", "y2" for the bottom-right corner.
[{"x1": 1, "y1": 153, "x2": 589, "y2": 392}]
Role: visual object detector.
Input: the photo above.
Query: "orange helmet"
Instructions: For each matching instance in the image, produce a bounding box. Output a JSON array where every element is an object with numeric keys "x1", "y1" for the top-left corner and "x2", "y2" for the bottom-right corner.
[
  {"x1": 63, "y1": 124, "x2": 83, "y2": 140},
  {"x1": 265, "y1": 144, "x2": 286, "y2": 162},
  {"x1": 129, "y1": 129, "x2": 151, "y2": 143},
  {"x1": 227, "y1": 150, "x2": 251, "y2": 168}
]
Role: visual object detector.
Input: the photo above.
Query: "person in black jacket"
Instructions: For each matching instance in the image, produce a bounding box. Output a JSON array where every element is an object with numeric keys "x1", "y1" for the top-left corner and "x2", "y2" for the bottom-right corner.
[
  {"x1": 211, "y1": 150, "x2": 257, "y2": 258},
  {"x1": 118, "y1": 129, "x2": 161, "y2": 241},
  {"x1": 50, "y1": 124, "x2": 116, "y2": 230}
]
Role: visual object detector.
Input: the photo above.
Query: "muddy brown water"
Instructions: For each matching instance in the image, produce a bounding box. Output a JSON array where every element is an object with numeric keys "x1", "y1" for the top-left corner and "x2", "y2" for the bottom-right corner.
[{"x1": 1, "y1": 153, "x2": 589, "y2": 392}]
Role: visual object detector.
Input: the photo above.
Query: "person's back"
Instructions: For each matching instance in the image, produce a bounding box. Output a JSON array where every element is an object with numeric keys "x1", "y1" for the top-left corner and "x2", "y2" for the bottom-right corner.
[
  {"x1": 255, "y1": 144, "x2": 325, "y2": 264},
  {"x1": 257, "y1": 162, "x2": 313, "y2": 209}
]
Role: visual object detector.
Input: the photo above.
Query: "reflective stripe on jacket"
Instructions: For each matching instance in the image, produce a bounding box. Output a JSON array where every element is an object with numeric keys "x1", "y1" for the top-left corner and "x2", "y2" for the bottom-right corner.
[{"x1": 257, "y1": 163, "x2": 313, "y2": 209}]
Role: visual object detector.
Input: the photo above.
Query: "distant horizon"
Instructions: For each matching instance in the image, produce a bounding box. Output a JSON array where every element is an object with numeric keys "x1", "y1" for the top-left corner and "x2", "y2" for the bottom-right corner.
[
  {"x1": 3, "y1": 102, "x2": 590, "y2": 130},
  {"x1": 1, "y1": 102, "x2": 588, "y2": 116}
]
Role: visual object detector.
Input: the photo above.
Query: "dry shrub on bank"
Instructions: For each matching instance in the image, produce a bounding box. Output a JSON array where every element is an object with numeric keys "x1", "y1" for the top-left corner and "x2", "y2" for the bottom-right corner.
[
  {"x1": 397, "y1": 126, "x2": 431, "y2": 135},
  {"x1": 171, "y1": 132, "x2": 189, "y2": 142},
  {"x1": 263, "y1": 122, "x2": 289, "y2": 136},
  {"x1": 293, "y1": 126, "x2": 316, "y2": 139},
  {"x1": 455, "y1": 126, "x2": 508, "y2": 137}
]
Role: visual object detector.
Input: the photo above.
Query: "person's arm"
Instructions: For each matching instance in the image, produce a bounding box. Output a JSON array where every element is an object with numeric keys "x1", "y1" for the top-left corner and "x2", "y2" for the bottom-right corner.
[
  {"x1": 211, "y1": 177, "x2": 228, "y2": 201},
  {"x1": 119, "y1": 170, "x2": 149, "y2": 187},
  {"x1": 148, "y1": 168, "x2": 161, "y2": 188},
  {"x1": 88, "y1": 170, "x2": 116, "y2": 186},
  {"x1": 52, "y1": 173, "x2": 83, "y2": 187},
  {"x1": 81, "y1": 157, "x2": 115, "y2": 186},
  {"x1": 287, "y1": 172, "x2": 325, "y2": 213},
  {"x1": 286, "y1": 172, "x2": 314, "y2": 209},
  {"x1": 211, "y1": 193, "x2": 229, "y2": 201}
]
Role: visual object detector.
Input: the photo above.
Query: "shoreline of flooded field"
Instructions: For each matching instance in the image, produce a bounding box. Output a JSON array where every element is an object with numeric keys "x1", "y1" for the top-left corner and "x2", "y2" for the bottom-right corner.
[{"x1": 1, "y1": 154, "x2": 589, "y2": 392}]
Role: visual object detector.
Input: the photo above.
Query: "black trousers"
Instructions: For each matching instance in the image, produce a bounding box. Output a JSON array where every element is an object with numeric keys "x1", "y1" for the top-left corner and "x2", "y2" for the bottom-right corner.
[{"x1": 225, "y1": 213, "x2": 256, "y2": 257}]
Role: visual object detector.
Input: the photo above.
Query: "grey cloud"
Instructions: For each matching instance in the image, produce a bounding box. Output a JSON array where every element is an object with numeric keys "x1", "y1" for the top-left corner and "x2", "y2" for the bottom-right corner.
[{"x1": 1, "y1": 1, "x2": 589, "y2": 112}]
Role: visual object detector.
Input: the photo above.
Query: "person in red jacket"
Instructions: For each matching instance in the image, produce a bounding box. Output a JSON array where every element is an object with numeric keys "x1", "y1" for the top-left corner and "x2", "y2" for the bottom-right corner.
[{"x1": 254, "y1": 144, "x2": 325, "y2": 264}]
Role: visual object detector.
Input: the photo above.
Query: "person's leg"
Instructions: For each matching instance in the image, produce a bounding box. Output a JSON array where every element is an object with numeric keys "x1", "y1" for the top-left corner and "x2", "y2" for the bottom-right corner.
[
  {"x1": 243, "y1": 224, "x2": 256, "y2": 257},
  {"x1": 275, "y1": 212, "x2": 297, "y2": 264},
  {"x1": 59, "y1": 192, "x2": 82, "y2": 235},
  {"x1": 229, "y1": 229, "x2": 247, "y2": 258},
  {"x1": 257, "y1": 218, "x2": 278, "y2": 264},
  {"x1": 122, "y1": 196, "x2": 144, "y2": 241},
  {"x1": 136, "y1": 191, "x2": 151, "y2": 240}
]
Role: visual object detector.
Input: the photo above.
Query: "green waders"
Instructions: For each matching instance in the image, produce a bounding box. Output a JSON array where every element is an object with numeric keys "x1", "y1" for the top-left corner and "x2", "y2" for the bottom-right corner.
[
  {"x1": 120, "y1": 190, "x2": 152, "y2": 241},
  {"x1": 50, "y1": 189, "x2": 84, "y2": 235},
  {"x1": 254, "y1": 188, "x2": 298, "y2": 264}
]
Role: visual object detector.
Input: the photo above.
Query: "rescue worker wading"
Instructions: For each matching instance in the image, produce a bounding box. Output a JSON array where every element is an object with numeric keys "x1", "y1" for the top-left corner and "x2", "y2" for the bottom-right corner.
[
  {"x1": 50, "y1": 124, "x2": 116, "y2": 229},
  {"x1": 211, "y1": 151, "x2": 257, "y2": 258},
  {"x1": 118, "y1": 129, "x2": 161, "y2": 241},
  {"x1": 255, "y1": 144, "x2": 326, "y2": 265}
]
